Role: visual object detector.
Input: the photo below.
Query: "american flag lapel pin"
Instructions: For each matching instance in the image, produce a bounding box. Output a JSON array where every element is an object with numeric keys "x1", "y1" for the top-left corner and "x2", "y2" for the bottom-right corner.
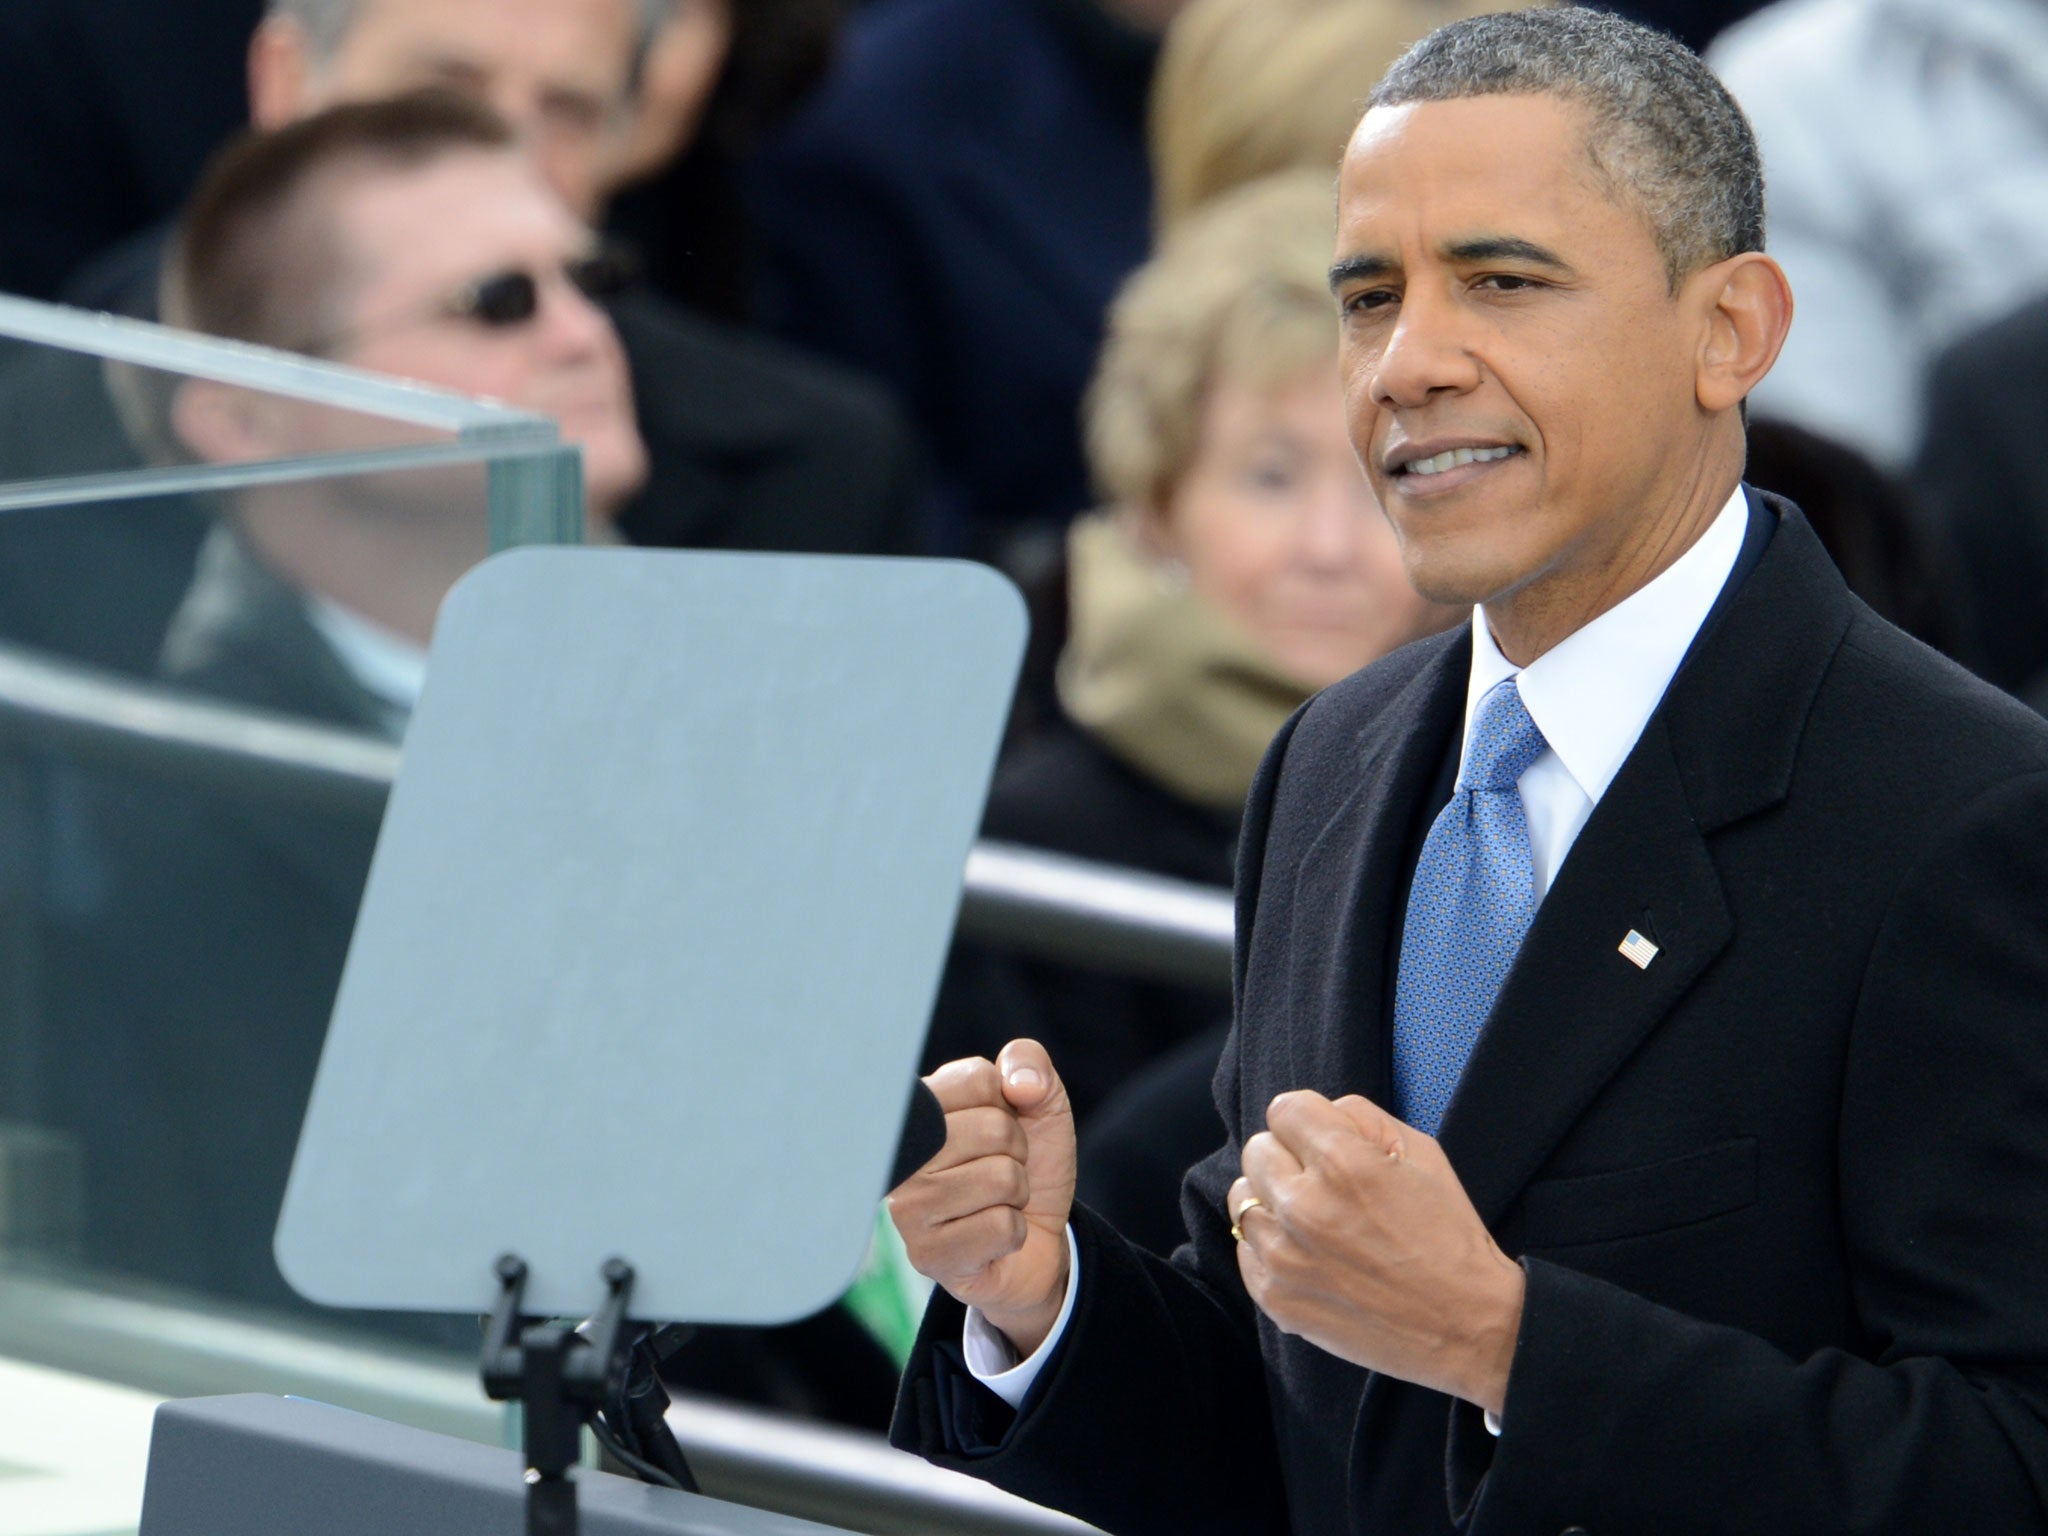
[{"x1": 1619, "y1": 929, "x2": 1660, "y2": 969}]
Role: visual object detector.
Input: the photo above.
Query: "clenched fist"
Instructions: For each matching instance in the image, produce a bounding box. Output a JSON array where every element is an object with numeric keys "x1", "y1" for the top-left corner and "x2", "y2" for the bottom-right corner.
[
  {"x1": 1229, "y1": 1091, "x2": 1524, "y2": 1415},
  {"x1": 886, "y1": 1039, "x2": 1076, "y2": 1357}
]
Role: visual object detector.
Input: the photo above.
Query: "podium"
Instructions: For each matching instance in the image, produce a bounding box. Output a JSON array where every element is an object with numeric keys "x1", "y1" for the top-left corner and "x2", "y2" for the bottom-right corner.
[
  {"x1": 140, "y1": 549, "x2": 1026, "y2": 1534},
  {"x1": 138, "y1": 1395, "x2": 859, "y2": 1536}
]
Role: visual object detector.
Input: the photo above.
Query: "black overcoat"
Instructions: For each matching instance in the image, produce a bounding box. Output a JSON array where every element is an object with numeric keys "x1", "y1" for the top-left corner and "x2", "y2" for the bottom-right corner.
[{"x1": 894, "y1": 496, "x2": 2048, "y2": 1534}]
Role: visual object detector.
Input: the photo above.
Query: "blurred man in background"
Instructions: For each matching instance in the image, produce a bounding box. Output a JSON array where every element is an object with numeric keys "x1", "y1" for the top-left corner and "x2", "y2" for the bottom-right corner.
[
  {"x1": 0, "y1": 0, "x2": 919, "y2": 678},
  {"x1": 155, "y1": 94, "x2": 644, "y2": 725},
  {"x1": 243, "y1": 0, "x2": 641, "y2": 218},
  {"x1": 225, "y1": 0, "x2": 915, "y2": 555},
  {"x1": 123, "y1": 0, "x2": 922, "y2": 564}
]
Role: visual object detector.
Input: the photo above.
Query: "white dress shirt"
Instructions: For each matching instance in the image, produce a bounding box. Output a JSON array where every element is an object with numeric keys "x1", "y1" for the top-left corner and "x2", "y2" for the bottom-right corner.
[
  {"x1": 305, "y1": 597, "x2": 429, "y2": 741},
  {"x1": 965, "y1": 486, "x2": 1752, "y2": 1409}
]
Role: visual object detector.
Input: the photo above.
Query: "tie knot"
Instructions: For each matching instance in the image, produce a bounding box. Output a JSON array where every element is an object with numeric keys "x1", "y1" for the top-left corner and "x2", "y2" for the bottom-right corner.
[{"x1": 1461, "y1": 678, "x2": 1547, "y2": 792}]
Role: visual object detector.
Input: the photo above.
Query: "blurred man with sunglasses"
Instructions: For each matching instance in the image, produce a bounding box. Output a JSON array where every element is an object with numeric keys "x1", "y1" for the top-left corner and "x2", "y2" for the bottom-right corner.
[
  {"x1": 0, "y1": 0, "x2": 920, "y2": 679},
  {"x1": 235, "y1": 0, "x2": 919, "y2": 566},
  {"x1": 157, "y1": 93, "x2": 648, "y2": 694}
]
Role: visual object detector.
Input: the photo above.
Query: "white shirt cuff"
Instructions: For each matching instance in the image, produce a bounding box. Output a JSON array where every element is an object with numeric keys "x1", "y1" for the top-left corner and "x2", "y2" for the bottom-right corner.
[
  {"x1": 1484, "y1": 1409, "x2": 1503, "y2": 1436},
  {"x1": 960, "y1": 1225, "x2": 1081, "y2": 1409}
]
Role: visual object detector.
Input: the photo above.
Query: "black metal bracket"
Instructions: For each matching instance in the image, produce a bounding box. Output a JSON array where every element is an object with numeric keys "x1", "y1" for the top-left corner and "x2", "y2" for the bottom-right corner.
[
  {"x1": 602, "y1": 1323, "x2": 701, "y2": 1494},
  {"x1": 481, "y1": 1253, "x2": 638, "y2": 1536}
]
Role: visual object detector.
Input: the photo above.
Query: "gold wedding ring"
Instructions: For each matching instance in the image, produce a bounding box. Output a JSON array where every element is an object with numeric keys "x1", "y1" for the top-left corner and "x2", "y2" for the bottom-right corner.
[{"x1": 1230, "y1": 1195, "x2": 1264, "y2": 1243}]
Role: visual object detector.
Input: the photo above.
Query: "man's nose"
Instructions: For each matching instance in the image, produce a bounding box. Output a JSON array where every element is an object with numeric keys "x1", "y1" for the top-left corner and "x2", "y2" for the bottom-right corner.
[
  {"x1": 1367, "y1": 285, "x2": 1483, "y2": 410},
  {"x1": 535, "y1": 274, "x2": 617, "y2": 360}
]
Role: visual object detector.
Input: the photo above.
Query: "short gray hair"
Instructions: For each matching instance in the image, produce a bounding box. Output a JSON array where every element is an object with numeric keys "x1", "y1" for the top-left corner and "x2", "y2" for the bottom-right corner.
[{"x1": 1369, "y1": 7, "x2": 1764, "y2": 287}]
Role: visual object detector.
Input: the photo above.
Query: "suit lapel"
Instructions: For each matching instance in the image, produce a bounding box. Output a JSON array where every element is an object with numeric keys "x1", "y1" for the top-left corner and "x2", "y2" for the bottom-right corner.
[
  {"x1": 1283, "y1": 632, "x2": 1467, "y2": 1110},
  {"x1": 1434, "y1": 501, "x2": 1852, "y2": 1227}
]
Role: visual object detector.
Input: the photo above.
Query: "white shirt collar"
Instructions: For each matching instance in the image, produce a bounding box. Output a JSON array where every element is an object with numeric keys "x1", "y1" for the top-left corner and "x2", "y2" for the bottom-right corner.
[
  {"x1": 1463, "y1": 485, "x2": 1750, "y2": 802},
  {"x1": 304, "y1": 597, "x2": 429, "y2": 725}
]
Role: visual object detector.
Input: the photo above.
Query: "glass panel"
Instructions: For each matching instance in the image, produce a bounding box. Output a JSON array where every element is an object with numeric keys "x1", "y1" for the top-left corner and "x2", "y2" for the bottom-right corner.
[
  {"x1": 0, "y1": 344, "x2": 469, "y2": 489},
  {"x1": 0, "y1": 298, "x2": 582, "y2": 1412},
  {"x1": 0, "y1": 290, "x2": 555, "y2": 445},
  {"x1": 0, "y1": 291, "x2": 581, "y2": 679}
]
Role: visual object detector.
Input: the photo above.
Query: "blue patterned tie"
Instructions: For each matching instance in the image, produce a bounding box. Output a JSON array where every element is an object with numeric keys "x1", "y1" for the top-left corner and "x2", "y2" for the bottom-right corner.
[{"x1": 1390, "y1": 677, "x2": 1550, "y2": 1136}]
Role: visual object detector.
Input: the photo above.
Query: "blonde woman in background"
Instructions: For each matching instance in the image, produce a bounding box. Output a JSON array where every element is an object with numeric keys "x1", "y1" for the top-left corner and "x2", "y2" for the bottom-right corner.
[{"x1": 929, "y1": 174, "x2": 1458, "y2": 1253}]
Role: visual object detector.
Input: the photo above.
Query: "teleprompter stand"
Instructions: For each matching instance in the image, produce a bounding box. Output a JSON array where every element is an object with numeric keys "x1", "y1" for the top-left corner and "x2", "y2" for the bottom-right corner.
[
  {"x1": 481, "y1": 1254, "x2": 699, "y2": 1536},
  {"x1": 271, "y1": 551, "x2": 1026, "y2": 1531}
]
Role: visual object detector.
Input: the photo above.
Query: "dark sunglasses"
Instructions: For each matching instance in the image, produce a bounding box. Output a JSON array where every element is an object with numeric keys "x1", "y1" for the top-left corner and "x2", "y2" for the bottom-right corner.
[
  {"x1": 447, "y1": 245, "x2": 642, "y2": 327},
  {"x1": 301, "y1": 244, "x2": 642, "y2": 355}
]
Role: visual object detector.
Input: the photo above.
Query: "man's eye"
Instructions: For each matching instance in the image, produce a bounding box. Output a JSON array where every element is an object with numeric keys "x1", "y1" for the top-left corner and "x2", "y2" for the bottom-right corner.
[
  {"x1": 1343, "y1": 290, "x2": 1397, "y2": 316},
  {"x1": 1476, "y1": 274, "x2": 1541, "y2": 292}
]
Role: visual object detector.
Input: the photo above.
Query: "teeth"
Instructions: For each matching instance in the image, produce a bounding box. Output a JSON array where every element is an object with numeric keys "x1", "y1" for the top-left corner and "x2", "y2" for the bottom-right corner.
[{"x1": 1403, "y1": 445, "x2": 1517, "y2": 477}]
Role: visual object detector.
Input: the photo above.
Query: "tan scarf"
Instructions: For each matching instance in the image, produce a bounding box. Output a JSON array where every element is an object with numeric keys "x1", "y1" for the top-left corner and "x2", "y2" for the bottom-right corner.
[{"x1": 1056, "y1": 512, "x2": 1314, "y2": 813}]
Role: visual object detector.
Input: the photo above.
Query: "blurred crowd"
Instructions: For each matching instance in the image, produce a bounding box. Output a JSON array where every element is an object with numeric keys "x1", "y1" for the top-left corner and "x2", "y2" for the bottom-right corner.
[{"x1": 2, "y1": 0, "x2": 2046, "y2": 1439}]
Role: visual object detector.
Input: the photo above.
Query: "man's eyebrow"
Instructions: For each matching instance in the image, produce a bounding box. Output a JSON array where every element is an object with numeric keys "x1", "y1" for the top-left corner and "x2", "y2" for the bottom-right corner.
[
  {"x1": 412, "y1": 51, "x2": 489, "y2": 81},
  {"x1": 1328, "y1": 253, "x2": 1397, "y2": 292},
  {"x1": 1443, "y1": 236, "x2": 1575, "y2": 272}
]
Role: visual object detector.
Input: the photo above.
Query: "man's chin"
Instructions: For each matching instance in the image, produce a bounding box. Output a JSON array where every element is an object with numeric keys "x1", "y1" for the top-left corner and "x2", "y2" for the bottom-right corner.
[
  {"x1": 1400, "y1": 555, "x2": 1503, "y2": 612},
  {"x1": 574, "y1": 436, "x2": 651, "y2": 520}
]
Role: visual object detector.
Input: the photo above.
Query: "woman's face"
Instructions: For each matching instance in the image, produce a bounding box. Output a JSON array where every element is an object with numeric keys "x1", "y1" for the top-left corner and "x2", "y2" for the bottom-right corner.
[{"x1": 1146, "y1": 359, "x2": 1461, "y2": 688}]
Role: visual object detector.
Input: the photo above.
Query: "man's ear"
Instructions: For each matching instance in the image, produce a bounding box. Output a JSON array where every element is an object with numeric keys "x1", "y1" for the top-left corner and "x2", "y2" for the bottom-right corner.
[
  {"x1": 247, "y1": 15, "x2": 318, "y2": 129},
  {"x1": 1692, "y1": 252, "x2": 1793, "y2": 414},
  {"x1": 171, "y1": 380, "x2": 290, "y2": 465}
]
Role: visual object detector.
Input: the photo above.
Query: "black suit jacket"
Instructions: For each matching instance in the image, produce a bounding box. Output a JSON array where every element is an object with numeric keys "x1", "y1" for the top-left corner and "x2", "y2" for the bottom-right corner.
[{"x1": 893, "y1": 496, "x2": 2048, "y2": 1533}]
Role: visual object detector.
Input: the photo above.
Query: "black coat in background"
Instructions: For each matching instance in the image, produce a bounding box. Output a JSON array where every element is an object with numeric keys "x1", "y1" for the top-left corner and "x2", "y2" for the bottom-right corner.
[
  {"x1": 1915, "y1": 291, "x2": 2048, "y2": 710},
  {"x1": 894, "y1": 498, "x2": 2048, "y2": 1533},
  {"x1": 749, "y1": 0, "x2": 1154, "y2": 553},
  {"x1": 607, "y1": 291, "x2": 924, "y2": 560},
  {"x1": 0, "y1": 0, "x2": 257, "y2": 301}
]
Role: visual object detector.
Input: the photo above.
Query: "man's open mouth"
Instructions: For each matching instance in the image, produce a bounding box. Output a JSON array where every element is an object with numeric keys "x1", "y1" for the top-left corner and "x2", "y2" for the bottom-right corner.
[{"x1": 1395, "y1": 444, "x2": 1524, "y2": 479}]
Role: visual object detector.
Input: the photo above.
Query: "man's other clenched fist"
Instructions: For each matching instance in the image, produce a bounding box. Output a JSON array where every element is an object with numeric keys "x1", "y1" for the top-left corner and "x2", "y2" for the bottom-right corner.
[{"x1": 885, "y1": 1039, "x2": 1075, "y2": 1357}]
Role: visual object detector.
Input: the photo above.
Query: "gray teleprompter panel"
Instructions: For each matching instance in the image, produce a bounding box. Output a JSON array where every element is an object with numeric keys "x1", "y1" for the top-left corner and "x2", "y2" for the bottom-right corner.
[
  {"x1": 275, "y1": 549, "x2": 1025, "y2": 1323},
  {"x1": 138, "y1": 1394, "x2": 858, "y2": 1536}
]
